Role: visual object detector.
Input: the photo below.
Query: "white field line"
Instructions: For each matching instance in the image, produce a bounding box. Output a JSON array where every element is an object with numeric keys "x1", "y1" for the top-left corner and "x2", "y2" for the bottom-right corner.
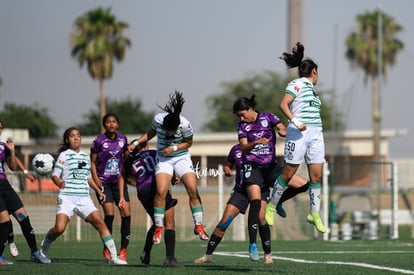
[
  {"x1": 214, "y1": 251, "x2": 414, "y2": 274},
  {"x1": 274, "y1": 250, "x2": 414, "y2": 254}
]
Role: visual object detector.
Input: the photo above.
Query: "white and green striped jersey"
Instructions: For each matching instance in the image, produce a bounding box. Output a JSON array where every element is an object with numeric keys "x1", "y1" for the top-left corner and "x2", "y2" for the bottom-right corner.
[
  {"x1": 52, "y1": 149, "x2": 92, "y2": 196},
  {"x1": 285, "y1": 77, "x2": 322, "y2": 127},
  {"x1": 152, "y1": 112, "x2": 193, "y2": 158}
]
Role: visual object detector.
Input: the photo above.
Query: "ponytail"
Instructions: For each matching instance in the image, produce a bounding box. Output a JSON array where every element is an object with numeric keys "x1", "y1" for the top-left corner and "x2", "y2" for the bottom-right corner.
[
  {"x1": 232, "y1": 94, "x2": 257, "y2": 113},
  {"x1": 158, "y1": 91, "x2": 185, "y2": 131},
  {"x1": 280, "y1": 42, "x2": 317, "y2": 78}
]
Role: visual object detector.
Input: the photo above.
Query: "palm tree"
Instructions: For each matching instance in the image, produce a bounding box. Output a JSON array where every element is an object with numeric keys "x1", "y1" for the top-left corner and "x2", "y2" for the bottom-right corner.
[
  {"x1": 345, "y1": 9, "x2": 403, "y2": 161},
  {"x1": 70, "y1": 7, "x2": 131, "y2": 133}
]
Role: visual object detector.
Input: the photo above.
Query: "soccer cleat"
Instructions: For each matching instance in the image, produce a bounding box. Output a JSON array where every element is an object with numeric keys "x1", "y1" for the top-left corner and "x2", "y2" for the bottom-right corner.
[
  {"x1": 194, "y1": 224, "x2": 209, "y2": 241},
  {"x1": 264, "y1": 253, "x2": 273, "y2": 264},
  {"x1": 108, "y1": 255, "x2": 127, "y2": 265},
  {"x1": 276, "y1": 203, "x2": 287, "y2": 218},
  {"x1": 0, "y1": 256, "x2": 13, "y2": 265},
  {"x1": 248, "y1": 243, "x2": 259, "y2": 261},
  {"x1": 307, "y1": 212, "x2": 327, "y2": 233},
  {"x1": 194, "y1": 254, "x2": 212, "y2": 263},
  {"x1": 118, "y1": 248, "x2": 127, "y2": 263},
  {"x1": 9, "y1": 242, "x2": 19, "y2": 257},
  {"x1": 153, "y1": 226, "x2": 164, "y2": 244},
  {"x1": 140, "y1": 251, "x2": 150, "y2": 266},
  {"x1": 103, "y1": 247, "x2": 111, "y2": 261},
  {"x1": 31, "y1": 250, "x2": 51, "y2": 264},
  {"x1": 162, "y1": 257, "x2": 183, "y2": 267},
  {"x1": 265, "y1": 203, "x2": 276, "y2": 226}
]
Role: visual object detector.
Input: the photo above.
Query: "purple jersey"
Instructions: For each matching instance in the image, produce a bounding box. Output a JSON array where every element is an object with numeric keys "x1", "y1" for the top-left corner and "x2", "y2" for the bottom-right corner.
[
  {"x1": 0, "y1": 142, "x2": 11, "y2": 180},
  {"x1": 90, "y1": 132, "x2": 128, "y2": 184},
  {"x1": 130, "y1": 150, "x2": 157, "y2": 192},
  {"x1": 237, "y1": 112, "x2": 281, "y2": 165},
  {"x1": 227, "y1": 144, "x2": 243, "y2": 189}
]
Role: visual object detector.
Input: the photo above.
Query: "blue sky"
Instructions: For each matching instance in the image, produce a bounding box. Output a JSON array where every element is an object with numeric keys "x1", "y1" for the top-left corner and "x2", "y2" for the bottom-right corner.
[{"x1": 0, "y1": 0, "x2": 413, "y2": 157}]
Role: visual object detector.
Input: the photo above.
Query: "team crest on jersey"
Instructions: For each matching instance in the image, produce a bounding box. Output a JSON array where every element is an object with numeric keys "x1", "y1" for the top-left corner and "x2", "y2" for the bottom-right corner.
[
  {"x1": 294, "y1": 86, "x2": 300, "y2": 93},
  {"x1": 260, "y1": 119, "x2": 268, "y2": 128},
  {"x1": 118, "y1": 140, "x2": 125, "y2": 147},
  {"x1": 78, "y1": 161, "x2": 87, "y2": 169}
]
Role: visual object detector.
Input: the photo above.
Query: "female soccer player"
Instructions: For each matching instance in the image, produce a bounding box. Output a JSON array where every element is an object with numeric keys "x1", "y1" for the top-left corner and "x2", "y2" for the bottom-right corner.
[
  {"x1": 231, "y1": 95, "x2": 287, "y2": 261},
  {"x1": 128, "y1": 91, "x2": 208, "y2": 245},
  {"x1": 265, "y1": 42, "x2": 327, "y2": 233},
  {"x1": 0, "y1": 120, "x2": 50, "y2": 265},
  {"x1": 5, "y1": 156, "x2": 35, "y2": 258},
  {"x1": 124, "y1": 142, "x2": 182, "y2": 267},
  {"x1": 90, "y1": 113, "x2": 131, "y2": 262},
  {"x1": 40, "y1": 127, "x2": 126, "y2": 265},
  {"x1": 194, "y1": 143, "x2": 308, "y2": 264}
]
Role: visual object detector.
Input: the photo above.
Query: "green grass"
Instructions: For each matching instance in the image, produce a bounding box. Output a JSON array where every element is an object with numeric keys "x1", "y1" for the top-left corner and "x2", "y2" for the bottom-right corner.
[{"x1": 3, "y1": 238, "x2": 414, "y2": 274}]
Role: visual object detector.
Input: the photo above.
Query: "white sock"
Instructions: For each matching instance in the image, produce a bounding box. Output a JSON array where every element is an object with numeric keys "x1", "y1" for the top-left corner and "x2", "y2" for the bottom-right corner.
[
  {"x1": 104, "y1": 237, "x2": 117, "y2": 258},
  {"x1": 309, "y1": 183, "x2": 321, "y2": 213},
  {"x1": 191, "y1": 205, "x2": 204, "y2": 225},
  {"x1": 269, "y1": 176, "x2": 288, "y2": 206},
  {"x1": 154, "y1": 207, "x2": 165, "y2": 227}
]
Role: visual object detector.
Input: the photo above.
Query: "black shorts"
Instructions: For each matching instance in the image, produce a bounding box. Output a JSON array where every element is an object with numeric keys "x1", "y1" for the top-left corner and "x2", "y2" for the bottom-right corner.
[
  {"x1": 101, "y1": 182, "x2": 130, "y2": 204},
  {"x1": 242, "y1": 162, "x2": 283, "y2": 189},
  {"x1": 0, "y1": 179, "x2": 24, "y2": 213},
  {"x1": 227, "y1": 187, "x2": 269, "y2": 215},
  {"x1": 137, "y1": 182, "x2": 177, "y2": 218}
]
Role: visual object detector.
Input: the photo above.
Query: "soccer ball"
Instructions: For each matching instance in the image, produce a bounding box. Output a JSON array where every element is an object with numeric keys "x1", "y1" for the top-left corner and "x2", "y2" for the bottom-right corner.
[{"x1": 32, "y1": 153, "x2": 55, "y2": 175}]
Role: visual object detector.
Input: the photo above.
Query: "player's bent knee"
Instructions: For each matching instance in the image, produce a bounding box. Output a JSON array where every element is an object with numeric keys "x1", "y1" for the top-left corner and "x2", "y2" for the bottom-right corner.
[
  {"x1": 54, "y1": 225, "x2": 67, "y2": 235},
  {"x1": 17, "y1": 212, "x2": 27, "y2": 221},
  {"x1": 217, "y1": 215, "x2": 234, "y2": 231}
]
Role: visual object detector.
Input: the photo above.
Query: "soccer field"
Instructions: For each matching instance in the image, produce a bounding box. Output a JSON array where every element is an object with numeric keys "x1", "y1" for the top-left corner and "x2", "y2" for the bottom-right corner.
[{"x1": 3, "y1": 238, "x2": 414, "y2": 274}]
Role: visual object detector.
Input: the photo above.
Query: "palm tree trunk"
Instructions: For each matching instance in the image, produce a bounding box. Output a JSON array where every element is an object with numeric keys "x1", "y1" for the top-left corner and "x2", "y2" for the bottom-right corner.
[
  {"x1": 372, "y1": 76, "x2": 380, "y2": 162},
  {"x1": 372, "y1": 76, "x2": 383, "y2": 221},
  {"x1": 99, "y1": 79, "x2": 106, "y2": 134}
]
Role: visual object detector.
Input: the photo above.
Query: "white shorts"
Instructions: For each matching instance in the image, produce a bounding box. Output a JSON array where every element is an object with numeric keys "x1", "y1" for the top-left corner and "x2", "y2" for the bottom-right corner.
[
  {"x1": 284, "y1": 125, "x2": 326, "y2": 165},
  {"x1": 156, "y1": 154, "x2": 195, "y2": 178},
  {"x1": 56, "y1": 194, "x2": 98, "y2": 221}
]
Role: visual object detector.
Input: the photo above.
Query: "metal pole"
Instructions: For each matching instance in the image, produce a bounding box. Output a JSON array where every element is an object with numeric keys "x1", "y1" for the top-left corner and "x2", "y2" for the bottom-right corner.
[
  {"x1": 218, "y1": 164, "x2": 224, "y2": 219},
  {"x1": 377, "y1": 6, "x2": 382, "y2": 163},
  {"x1": 392, "y1": 163, "x2": 398, "y2": 239},
  {"x1": 331, "y1": 24, "x2": 338, "y2": 131},
  {"x1": 323, "y1": 163, "x2": 330, "y2": 241}
]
